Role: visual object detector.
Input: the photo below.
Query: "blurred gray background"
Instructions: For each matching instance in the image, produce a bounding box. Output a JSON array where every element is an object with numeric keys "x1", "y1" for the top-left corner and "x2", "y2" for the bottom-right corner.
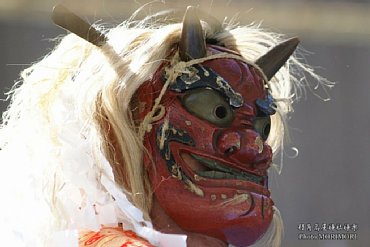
[{"x1": 0, "y1": 0, "x2": 369, "y2": 246}]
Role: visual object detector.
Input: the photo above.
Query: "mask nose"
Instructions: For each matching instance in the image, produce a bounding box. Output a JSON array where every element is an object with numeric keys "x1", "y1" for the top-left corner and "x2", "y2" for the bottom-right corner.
[{"x1": 215, "y1": 129, "x2": 271, "y2": 169}]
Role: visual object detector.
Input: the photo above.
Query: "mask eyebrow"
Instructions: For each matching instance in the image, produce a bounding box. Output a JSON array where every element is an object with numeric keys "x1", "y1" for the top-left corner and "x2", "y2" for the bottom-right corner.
[
  {"x1": 167, "y1": 64, "x2": 243, "y2": 108},
  {"x1": 256, "y1": 94, "x2": 276, "y2": 115}
]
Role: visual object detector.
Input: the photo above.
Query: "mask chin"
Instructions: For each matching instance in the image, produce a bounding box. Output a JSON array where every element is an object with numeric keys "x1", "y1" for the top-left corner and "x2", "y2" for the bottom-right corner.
[{"x1": 149, "y1": 157, "x2": 274, "y2": 246}]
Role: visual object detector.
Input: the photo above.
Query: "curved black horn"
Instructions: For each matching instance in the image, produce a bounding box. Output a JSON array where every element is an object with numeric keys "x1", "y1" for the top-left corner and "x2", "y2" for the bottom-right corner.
[
  {"x1": 179, "y1": 6, "x2": 207, "y2": 61},
  {"x1": 52, "y1": 4, "x2": 107, "y2": 47},
  {"x1": 255, "y1": 37, "x2": 300, "y2": 81}
]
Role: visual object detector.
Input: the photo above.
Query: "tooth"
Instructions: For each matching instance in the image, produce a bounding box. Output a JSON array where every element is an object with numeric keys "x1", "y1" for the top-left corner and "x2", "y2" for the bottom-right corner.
[
  {"x1": 171, "y1": 165, "x2": 182, "y2": 180},
  {"x1": 194, "y1": 174, "x2": 204, "y2": 181},
  {"x1": 165, "y1": 152, "x2": 170, "y2": 160},
  {"x1": 184, "y1": 178, "x2": 204, "y2": 197},
  {"x1": 211, "y1": 194, "x2": 217, "y2": 201},
  {"x1": 171, "y1": 165, "x2": 179, "y2": 174},
  {"x1": 221, "y1": 194, "x2": 227, "y2": 199}
]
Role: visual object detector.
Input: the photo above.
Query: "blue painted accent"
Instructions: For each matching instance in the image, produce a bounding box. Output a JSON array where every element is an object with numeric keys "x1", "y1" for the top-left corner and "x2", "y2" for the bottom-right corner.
[{"x1": 256, "y1": 94, "x2": 276, "y2": 115}]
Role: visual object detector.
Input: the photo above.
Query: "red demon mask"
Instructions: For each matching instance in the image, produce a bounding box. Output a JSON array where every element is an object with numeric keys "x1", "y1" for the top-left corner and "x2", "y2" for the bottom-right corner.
[{"x1": 136, "y1": 7, "x2": 298, "y2": 247}]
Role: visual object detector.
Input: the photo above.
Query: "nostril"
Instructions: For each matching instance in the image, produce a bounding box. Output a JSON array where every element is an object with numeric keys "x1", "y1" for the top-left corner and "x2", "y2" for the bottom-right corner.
[
  {"x1": 224, "y1": 146, "x2": 237, "y2": 155},
  {"x1": 216, "y1": 131, "x2": 241, "y2": 155}
]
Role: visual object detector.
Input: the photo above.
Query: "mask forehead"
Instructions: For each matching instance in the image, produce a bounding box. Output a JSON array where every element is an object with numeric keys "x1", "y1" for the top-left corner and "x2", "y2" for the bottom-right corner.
[{"x1": 201, "y1": 54, "x2": 267, "y2": 111}]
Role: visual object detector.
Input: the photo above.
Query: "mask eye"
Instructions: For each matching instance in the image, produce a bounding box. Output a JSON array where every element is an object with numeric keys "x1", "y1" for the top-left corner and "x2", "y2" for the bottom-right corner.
[
  {"x1": 182, "y1": 88, "x2": 234, "y2": 127},
  {"x1": 253, "y1": 116, "x2": 271, "y2": 140}
]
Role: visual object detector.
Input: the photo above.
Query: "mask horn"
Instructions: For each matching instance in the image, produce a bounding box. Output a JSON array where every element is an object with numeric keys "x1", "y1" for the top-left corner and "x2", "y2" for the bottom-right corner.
[
  {"x1": 179, "y1": 6, "x2": 207, "y2": 61},
  {"x1": 255, "y1": 37, "x2": 300, "y2": 81},
  {"x1": 52, "y1": 4, "x2": 107, "y2": 47}
]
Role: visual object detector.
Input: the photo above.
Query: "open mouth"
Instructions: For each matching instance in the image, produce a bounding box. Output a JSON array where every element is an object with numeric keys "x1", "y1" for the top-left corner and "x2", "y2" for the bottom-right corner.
[{"x1": 181, "y1": 153, "x2": 265, "y2": 185}]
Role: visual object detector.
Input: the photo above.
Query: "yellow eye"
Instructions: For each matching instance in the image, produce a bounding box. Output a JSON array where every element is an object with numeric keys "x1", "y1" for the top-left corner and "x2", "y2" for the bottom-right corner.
[
  {"x1": 182, "y1": 88, "x2": 234, "y2": 127},
  {"x1": 253, "y1": 116, "x2": 271, "y2": 140}
]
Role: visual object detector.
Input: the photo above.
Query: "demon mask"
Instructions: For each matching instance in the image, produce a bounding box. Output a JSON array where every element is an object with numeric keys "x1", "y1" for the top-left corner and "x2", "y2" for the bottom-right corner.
[{"x1": 137, "y1": 7, "x2": 299, "y2": 247}]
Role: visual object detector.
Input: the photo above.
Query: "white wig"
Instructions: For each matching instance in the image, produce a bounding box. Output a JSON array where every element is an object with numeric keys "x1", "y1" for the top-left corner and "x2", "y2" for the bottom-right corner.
[{"x1": 0, "y1": 6, "x2": 331, "y2": 247}]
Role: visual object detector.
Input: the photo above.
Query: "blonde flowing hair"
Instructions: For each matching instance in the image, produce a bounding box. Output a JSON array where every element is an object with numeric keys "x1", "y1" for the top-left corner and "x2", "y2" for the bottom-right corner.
[{"x1": 0, "y1": 8, "x2": 331, "y2": 247}]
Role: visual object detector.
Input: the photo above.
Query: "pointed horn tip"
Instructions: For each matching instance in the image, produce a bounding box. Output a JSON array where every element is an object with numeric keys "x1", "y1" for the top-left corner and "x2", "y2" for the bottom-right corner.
[
  {"x1": 185, "y1": 6, "x2": 196, "y2": 12},
  {"x1": 51, "y1": 4, "x2": 68, "y2": 22},
  {"x1": 255, "y1": 36, "x2": 301, "y2": 81},
  {"x1": 292, "y1": 37, "x2": 300, "y2": 43},
  {"x1": 51, "y1": 4, "x2": 107, "y2": 47},
  {"x1": 285, "y1": 37, "x2": 300, "y2": 48},
  {"x1": 179, "y1": 5, "x2": 206, "y2": 61},
  {"x1": 183, "y1": 6, "x2": 199, "y2": 21},
  {"x1": 51, "y1": 4, "x2": 76, "y2": 29},
  {"x1": 52, "y1": 4, "x2": 65, "y2": 12}
]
